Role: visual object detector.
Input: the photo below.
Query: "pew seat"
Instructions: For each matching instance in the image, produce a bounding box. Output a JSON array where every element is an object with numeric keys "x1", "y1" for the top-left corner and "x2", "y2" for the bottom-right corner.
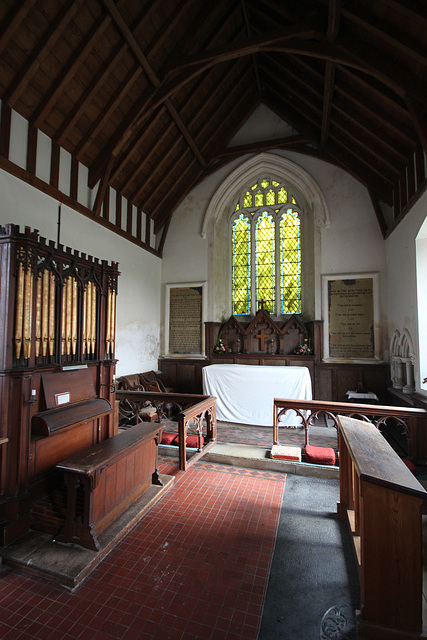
[{"x1": 56, "y1": 422, "x2": 163, "y2": 551}]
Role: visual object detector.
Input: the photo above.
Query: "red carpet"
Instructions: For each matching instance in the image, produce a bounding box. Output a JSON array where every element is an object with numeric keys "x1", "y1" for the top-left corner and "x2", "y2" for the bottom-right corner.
[{"x1": 0, "y1": 459, "x2": 285, "y2": 640}]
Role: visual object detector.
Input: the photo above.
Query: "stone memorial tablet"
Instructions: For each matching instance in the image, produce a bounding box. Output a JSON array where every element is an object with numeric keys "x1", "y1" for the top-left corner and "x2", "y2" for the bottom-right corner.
[
  {"x1": 169, "y1": 286, "x2": 203, "y2": 354},
  {"x1": 327, "y1": 278, "x2": 374, "y2": 359}
]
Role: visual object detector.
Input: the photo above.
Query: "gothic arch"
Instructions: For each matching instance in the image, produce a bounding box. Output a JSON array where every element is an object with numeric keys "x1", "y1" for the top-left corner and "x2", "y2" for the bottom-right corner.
[
  {"x1": 390, "y1": 329, "x2": 401, "y2": 357},
  {"x1": 400, "y1": 328, "x2": 415, "y2": 359},
  {"x1": 204, "y1": 152, "x2": 327, "y2": 320},
  {"x1": 201, "y1": 152, "x2": 330, "y2": 238}
]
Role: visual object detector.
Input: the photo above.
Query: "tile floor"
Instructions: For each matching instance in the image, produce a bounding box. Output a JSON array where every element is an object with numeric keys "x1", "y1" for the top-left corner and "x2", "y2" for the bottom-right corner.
[{"x1": 0, "y1": 458, "x2": 286, "y2": 640}]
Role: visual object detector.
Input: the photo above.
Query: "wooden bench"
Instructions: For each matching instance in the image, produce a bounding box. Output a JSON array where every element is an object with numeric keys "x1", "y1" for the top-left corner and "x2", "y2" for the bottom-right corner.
[
  {"x1": 337, "y1": 415, "x2": 427, "y2": 639},
  {"x1": 56, "y1": 422, "x2": 164, "y2": 551}
]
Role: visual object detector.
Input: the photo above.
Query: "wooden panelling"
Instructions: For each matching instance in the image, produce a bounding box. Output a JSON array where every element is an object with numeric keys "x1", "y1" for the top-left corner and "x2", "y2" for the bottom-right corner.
[{"x1": 159, "y1": 357, "x2": 390, "y2": 405}]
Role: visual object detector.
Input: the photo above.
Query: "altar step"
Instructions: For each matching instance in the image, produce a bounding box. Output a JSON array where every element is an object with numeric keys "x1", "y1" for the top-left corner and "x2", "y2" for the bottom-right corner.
[{"x1": 161, "y1": 440, "x2": 340, "y2": 479}]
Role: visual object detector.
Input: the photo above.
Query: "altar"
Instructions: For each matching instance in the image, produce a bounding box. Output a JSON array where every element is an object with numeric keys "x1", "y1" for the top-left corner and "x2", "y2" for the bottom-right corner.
[{"x1": 202, "y1": 364, "x2": 312, "y2": 426}]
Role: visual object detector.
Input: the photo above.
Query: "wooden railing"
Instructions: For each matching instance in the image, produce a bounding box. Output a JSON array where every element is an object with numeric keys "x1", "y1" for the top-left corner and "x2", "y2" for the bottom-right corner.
[
  {"x1": 115, "y1": 390, "x2": 217, "y2": 471},
  {"x1": 273, "y1": 398, "x2": 427, "y2": 464}
]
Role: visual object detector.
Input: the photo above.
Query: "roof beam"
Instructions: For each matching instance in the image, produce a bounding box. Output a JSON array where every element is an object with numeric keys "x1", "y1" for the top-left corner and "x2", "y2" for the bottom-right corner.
[
  {"x1": 264, "y1": 50, "x2": 410, "y2": 163},
  {"x1": 128, "y1": 120, "x2": 176, "y2": 202},
  {"x1": 312, "y1": 0, "x2": 427, "y2": 67},
  {"x1": 89, "y1": 1, "x2": 243, "y2": 186},
  {"x1": 241, "y1": 0, "x2": 262, "y2": 94},
  {"x1": 405, "y1": 97, "x2": 427, "y2": 154},
  {"x1": 4, "y1": 0, "x2": 80, "y2": 108},
  {"x1": 101, "y1": 0, "x2": 207, "y2": 170},
  {"x1": 31, "y1": 15, "x2": 111, "y2": 128},
  {"x1": 266, "y1": 85, "x2": 394, "y2": 201},
  {"x1": 54, "y1": 4, "x2": 155, "y2": 147},
  {"x1": 269, "y1": 38, "x2": 427, "y2": 106},
  {"x1": 106, "y1": 27, "x2": 322, "y2": 165},
  {"x1": 55, "y1": 40, "x2": 128, "y2": 147},
  {"x1": 110, "y1": 106, "x2": 168, "y2": 187},
  {"x1": 0, "y1": 0, "x2": 37, "y2": 57},
  {"x1": 116, "y1": 41, "x2": 244, "y2": 195},
  {"x1": 75, "y1": 67, "x2": 142, "y2": 159},
  {"x1": 169, "y1": 22, "x2": 321, "y2": 73},
  {"x1": 217, "y1": 135, "x2": 312, "y2": 159},
  {"x1": 321, "y1": 0, "x2": 340, "y2": 148}
]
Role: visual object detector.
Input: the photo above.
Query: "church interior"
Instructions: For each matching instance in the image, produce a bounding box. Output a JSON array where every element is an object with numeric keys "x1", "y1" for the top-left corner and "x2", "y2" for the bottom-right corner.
[{"x1": 1, "y1": 1, "x2": 427, "y2": 638}]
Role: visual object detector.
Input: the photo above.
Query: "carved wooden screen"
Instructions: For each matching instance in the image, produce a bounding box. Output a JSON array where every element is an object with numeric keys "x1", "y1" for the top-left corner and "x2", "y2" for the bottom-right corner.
[{"x1": 4, "y1": 224, "x2": 119, "y2": 369}]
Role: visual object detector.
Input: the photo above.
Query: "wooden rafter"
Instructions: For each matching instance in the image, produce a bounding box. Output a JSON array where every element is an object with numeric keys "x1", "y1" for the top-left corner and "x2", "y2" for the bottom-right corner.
[
  {"x1": 1, "y1": 0, "x2": 427, "y2": 242},
  {"x1": 101, "y1": 0, "x2": 207, "y2": 171},
  {"x1": 88, "y1": 0, "x2": 243, "y2": 187},
  {"x1": 111, "y1": 107, "x2": 168, "y2": 190},
  {"x1": 0, "y1": 0, "x2": 37, "y2": 57},
  {"x1": 330, "y1": 1, "x2": 427, "y2": 68},
  {"x1": 101, "y1": 25, "x2": 322, "y2": 168},
  {"x1": 217, "y1": 135, "x2": 313, "y2": 159},
  {"x1": 4, "y1": 1, "x2": 80, "y2": 108},
  {"x1": 405, "y1": 97, "x2": 427, "y2": 155},
  {"x1": 241, "y1": 0, "x2": 262, "y2": 94},
  {"x1": 320, "y1": 0, "x2": 340, "y2": 148},
  {"x1": 167, "y1": 23, "x2": 321, "y2": 74},
  {"x1": 75, "y1": 67, "x2": 142, "y2": 160},
  {"x1": 31, "y1": 16, "x2": 111, "y2": 129}
]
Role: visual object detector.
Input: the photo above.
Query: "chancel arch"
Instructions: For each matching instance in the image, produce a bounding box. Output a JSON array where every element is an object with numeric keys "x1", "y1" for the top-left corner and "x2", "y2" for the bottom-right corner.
[{"x1": 203, "y1": 153, "x2": 329, "y2": 322}]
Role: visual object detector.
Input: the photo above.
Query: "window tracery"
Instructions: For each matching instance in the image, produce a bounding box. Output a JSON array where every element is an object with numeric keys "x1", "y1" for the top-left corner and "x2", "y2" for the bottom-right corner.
[{"x1": 231, "y1": 179, "x2": 301, "y2": 316}]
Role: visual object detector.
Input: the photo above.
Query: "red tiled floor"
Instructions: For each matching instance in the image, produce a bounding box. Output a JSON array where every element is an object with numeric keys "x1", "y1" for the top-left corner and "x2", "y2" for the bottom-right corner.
[{"x1": 0, "y1": 460, "x2": 285, "y2": 639}]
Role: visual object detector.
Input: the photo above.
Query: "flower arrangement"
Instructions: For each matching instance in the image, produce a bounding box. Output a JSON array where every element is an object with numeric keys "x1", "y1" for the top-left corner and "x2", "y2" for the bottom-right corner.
[
  {"x1": 293, "y1": 338, "x2": 313, "y2": 356},
  {"x1": 213, "y1": 337, "x2": 231, "y2": 353}
]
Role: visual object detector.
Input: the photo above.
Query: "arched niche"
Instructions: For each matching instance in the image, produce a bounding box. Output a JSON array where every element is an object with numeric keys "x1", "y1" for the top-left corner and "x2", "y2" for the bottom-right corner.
[{"x1": 202, "y1": 153, "x2": 329, "y2": 321}]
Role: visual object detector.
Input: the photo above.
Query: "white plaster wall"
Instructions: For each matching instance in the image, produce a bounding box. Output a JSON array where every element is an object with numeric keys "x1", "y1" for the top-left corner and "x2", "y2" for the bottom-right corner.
[
  {"x1": 385, "y1": 189, "x2": 427, "y2": 392},
  {"x1": 0, "y1": 169, "x2": 161, "y2": 377},
  {"x1": 161, "y1": 147, "x2": 388, "y2": 357}
]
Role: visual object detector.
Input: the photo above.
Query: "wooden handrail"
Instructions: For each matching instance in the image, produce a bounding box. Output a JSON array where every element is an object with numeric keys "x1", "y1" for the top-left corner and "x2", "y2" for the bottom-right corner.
[
  {"x1": 116, "y1": 390, "x2": 217, "y2": 470},
  {"x1": 273, "y1": 398, "x2": 427, "y2": 462},
  {"x1": 337, "y1": 415, "x2": 427, "y2": 638}
]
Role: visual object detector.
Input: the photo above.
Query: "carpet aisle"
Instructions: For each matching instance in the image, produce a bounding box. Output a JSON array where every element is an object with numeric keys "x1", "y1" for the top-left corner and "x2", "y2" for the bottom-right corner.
[{"x1": 258, "y1": 474, "x2": 360, "y2": 640}]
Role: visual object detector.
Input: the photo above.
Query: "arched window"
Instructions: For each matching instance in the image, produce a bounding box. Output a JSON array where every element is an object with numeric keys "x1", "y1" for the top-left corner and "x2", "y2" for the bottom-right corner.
[{"x1": 231, "y1": 178, "x2": 301, "y2": 316}]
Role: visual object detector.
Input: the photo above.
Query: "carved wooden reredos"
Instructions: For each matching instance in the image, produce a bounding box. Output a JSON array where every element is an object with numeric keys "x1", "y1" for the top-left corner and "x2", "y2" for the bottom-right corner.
[
  {"x1": 1, "y1": 223, "x2": 119, "y2": 369},
  {"x1": 206, "y1": 306, "x2": 321, "y2": 359}
]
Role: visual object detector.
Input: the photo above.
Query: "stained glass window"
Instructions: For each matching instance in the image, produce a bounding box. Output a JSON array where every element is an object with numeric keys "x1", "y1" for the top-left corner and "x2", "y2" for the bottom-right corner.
[
  {"x1": 280, "y1": 209, "x2": 301, "y2": 314},
  {"x1": 256, "y1": 212, "x2": 275, "y2": 313},
  {"x1": 232, "y1": 214, "x2": 251, "y2": 315},
  {"x1": 231, "y1": 179, "x2": 301, "y2": 316}
]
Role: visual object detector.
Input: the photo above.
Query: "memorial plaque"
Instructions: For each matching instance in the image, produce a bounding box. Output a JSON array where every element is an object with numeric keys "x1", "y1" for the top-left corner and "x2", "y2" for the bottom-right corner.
[
  {"x1": 328, "y1": 278, "x2": 374, "y2": 359},
  {"x1": 169, "y1": 286, "x2": 203, "y2": 354}
]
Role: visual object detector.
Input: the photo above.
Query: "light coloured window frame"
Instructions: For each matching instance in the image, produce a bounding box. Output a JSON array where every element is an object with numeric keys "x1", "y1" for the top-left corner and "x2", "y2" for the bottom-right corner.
[{"x1": 230, "y1": 179, "x2": 302, "y2": 317}]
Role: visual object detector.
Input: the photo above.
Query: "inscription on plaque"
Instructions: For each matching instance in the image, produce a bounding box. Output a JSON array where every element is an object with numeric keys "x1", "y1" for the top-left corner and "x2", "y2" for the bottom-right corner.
[
  {"x1": 328, "y1": 278, "x2": 374, "y2": 359},
  {"x1": 169, "y1": 287, "x2": 202, "y2": 354}
]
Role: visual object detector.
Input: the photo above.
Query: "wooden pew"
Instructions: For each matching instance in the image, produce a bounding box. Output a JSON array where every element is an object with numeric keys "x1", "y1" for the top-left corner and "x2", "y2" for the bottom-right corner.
[
  {"x1": 56, "y1": 422, "x2": 163, "y2": 551},
  {"x1": 337, "y1": 415, "x2": 427, "y2": 639},
  {"x1": 273, "y1": 398, "x2": 427, "y2": 464},
  {"x1": 115, "y1": 390, "x2": 217, "y2": 471}
]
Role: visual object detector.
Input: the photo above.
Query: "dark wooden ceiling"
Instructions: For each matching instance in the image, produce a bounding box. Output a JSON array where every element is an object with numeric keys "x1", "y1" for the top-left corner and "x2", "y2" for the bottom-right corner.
[{"x1": 1, "y1": 0, "x2": 426, "y2": 247}]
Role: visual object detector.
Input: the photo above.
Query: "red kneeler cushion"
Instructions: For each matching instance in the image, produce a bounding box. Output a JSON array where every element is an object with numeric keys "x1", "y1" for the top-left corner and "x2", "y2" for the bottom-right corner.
[
  {"x1": 304, "y1": 445, "x2": 336, "y2": 466},
  {"x1": 161, "y1": 433, "x2": 204, "y2": 448},
  {"x1": 184, "y1": 434, "x2": 204, "y2": 448},
  {"x1": 161, "y1": 432, "x2": 178, "y2": 445}
]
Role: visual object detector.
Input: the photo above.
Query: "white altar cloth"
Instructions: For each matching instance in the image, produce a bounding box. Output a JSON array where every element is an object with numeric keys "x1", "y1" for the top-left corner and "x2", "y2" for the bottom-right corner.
[{"x1": 202, "y1": 364, "x2": 312, "y2": 427}]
